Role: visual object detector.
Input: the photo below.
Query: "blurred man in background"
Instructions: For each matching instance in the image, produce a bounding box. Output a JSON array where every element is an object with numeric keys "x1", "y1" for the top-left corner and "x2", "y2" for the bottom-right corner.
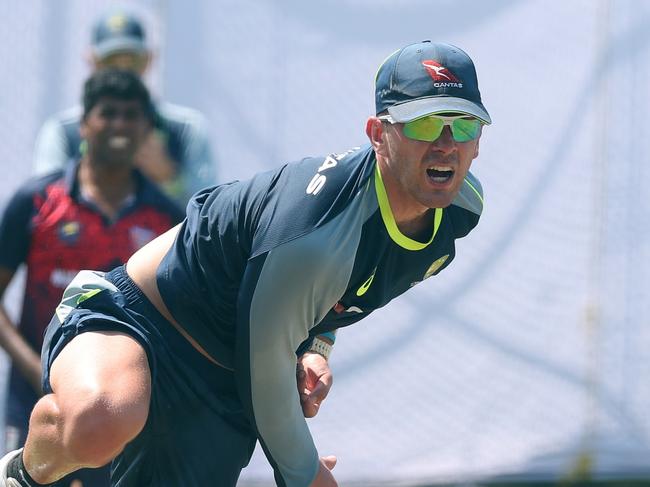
[
  {"x1": 0, "y1": 68, "x2": 183, "y2": 486},
  {"x1": 33, "y1": 9, "x2": 217, "y2": 209}
]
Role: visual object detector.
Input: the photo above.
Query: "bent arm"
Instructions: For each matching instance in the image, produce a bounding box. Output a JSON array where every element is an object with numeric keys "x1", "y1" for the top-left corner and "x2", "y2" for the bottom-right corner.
[{"x1": 235, "y1": 253, "x2": 320, "y2": 487}]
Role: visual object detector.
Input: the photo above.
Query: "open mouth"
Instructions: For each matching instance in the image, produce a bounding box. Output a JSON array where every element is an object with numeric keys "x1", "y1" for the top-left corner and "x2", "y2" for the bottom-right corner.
[
  {"x1": 426, "y1": 165, "x2": 454, "y2": 184},
  {"x1": 108, "y1": 136, "x2": 131, "y2": 149}
]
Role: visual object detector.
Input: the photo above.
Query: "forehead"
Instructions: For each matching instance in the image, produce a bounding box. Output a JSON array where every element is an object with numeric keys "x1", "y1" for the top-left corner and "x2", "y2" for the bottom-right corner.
[{"x1": 90, "y1": 96, "x2": 146, "y2": 111}]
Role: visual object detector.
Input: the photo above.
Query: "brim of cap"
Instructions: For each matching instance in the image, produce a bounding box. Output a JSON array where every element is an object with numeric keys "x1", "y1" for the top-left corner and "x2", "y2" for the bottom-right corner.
[
  {"x1": 387, "y1": 96, "x2": 492, "y2": 125},
  {"x1": 93, "y1": 38, "x2": 147, "y2": 59}
]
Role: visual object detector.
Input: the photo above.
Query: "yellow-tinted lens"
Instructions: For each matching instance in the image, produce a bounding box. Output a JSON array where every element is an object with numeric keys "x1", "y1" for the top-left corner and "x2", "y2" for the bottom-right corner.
[{"x1": 402, "y1": 116, "x2": 444, "y2": 142}]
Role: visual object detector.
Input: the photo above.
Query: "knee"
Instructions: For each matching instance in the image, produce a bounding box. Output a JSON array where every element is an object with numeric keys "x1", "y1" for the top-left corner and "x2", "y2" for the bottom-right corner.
[{"x1": 57, "y1": 386, "x2": 150, "y2": 466}]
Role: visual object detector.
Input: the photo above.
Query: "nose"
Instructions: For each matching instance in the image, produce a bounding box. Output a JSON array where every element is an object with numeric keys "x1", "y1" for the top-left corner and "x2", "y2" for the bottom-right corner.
[
  {"x1": 108, "y1": 112, "x2": 132, "y2": 131},
  {"x1": 431, "y1": 126, "x2": 456, "y2": 154}
]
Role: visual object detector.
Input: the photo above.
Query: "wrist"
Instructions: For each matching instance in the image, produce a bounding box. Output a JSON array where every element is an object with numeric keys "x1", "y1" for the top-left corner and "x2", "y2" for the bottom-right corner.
[{"x1": 306, "y1": 337, "x2": 333, "y2": 360}]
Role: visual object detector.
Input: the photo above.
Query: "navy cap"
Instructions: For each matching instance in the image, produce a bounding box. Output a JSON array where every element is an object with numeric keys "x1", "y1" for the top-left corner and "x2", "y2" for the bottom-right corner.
[
  {"x1": 375, "y1": 41, "x2": 491, "y2": 124},
  {"x1": 91, "y1": 11, "x2": 148, "y2": 59}
]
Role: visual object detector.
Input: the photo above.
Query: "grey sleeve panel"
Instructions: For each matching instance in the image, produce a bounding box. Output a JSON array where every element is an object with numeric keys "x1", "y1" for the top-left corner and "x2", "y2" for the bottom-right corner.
[
  {"x1": 246, "y1": 181, "x2": 375, "y2": 486},
  {"x1": 32, "y1": 117, "x2": 69, "y2": 175},
  {"x1": 451, "y1": 170, "x2": 484, "y2": 216},
  {"x1": 179, "y1": 115, "x2": 217, "y2": 196}
]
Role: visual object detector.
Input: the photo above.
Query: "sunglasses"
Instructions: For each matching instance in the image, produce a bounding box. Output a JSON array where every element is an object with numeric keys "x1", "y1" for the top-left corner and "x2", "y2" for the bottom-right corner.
[
  {"x1": 98, "y1": 52, "x2": 149, "y2": 73},
  {"x1": 378, "y1": 114, "x2": 483, "y2": 143}
]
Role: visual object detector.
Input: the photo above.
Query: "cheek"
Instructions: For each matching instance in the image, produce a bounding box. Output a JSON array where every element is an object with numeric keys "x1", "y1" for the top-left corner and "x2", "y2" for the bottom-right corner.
[
  {"x1": 458, "y1": 141, "x2": 479, "y2": 162},
  {"x1": 393, "y1": 138, "x2": 427, "y2": 160},
  {"x1": 79, "y1": 119, "x2": 92, "y2": 139},
  {"x1": 137, "y1": 125, "x2": 153, "y2": 141}
]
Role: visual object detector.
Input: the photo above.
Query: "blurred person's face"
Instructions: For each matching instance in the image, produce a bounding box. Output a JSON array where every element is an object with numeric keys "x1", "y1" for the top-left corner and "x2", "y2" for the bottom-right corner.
[
  {"x1": 94, "y1": 51, "x2": 150, "y2": 76},
  {"x1": 80, "y1": 96, "x2": 152, "y2": 167}
]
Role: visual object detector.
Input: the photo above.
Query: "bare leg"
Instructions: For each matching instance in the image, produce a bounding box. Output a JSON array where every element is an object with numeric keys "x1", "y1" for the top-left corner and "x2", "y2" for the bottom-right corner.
[{"x1": 22, "y1": 331, "x2": 151, "y2": 484}]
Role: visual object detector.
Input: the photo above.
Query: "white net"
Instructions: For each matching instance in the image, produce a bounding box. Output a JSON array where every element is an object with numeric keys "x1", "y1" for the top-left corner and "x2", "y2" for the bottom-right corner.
[{"x1": 1, "y1": 1, "x2": 649, "y2": 485}]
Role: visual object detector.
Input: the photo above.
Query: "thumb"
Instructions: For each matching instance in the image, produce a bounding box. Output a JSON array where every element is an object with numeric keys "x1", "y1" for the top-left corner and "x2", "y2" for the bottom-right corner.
[{"x1": 321, "y1": 455, "x2": 337, "y2": 470}]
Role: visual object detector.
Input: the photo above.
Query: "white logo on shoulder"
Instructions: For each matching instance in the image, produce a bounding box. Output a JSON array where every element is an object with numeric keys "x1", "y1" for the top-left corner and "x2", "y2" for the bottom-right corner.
[
  {"x1": 50, "y1": 269, "x2": 79, "y2": 289},
  {"x1": 305, "y1": 148, "x2": 359, "y2": 196}
]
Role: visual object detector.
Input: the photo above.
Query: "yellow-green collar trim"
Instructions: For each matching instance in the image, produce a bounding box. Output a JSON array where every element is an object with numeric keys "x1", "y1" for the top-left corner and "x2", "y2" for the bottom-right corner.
[{"x1": 374, "y1": 165, "x2": 443, "y2": 251}]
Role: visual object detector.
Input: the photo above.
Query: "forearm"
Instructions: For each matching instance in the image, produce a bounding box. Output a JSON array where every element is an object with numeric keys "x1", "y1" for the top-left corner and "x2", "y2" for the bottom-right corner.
[
  {"x1": 247, "y1": 355, "x2": 320, "y2": 486},
  {"x1": 0, "y1": 306, "x2": 42, "y2": 393}
]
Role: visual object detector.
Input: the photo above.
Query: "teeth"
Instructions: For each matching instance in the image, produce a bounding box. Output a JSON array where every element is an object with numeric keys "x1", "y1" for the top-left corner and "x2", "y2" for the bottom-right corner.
[
  {"x1": 427, "y1": 165, "x2": 454, "y2": 183},
  {"x1": 108, "y1": 136, "x2": 130, "y2": 149}
]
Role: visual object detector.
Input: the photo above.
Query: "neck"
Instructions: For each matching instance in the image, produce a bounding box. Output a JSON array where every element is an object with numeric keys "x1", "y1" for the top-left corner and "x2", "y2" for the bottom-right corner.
[
  {"x1": 376, "y1": 158, "x2": 432, "y2": 239},
  {"x1": 78, "y1": 157, "x2": 136, "y2": 220},
  {"x1": 393, "y1": 210, "x2": 434, "y2": 241}
]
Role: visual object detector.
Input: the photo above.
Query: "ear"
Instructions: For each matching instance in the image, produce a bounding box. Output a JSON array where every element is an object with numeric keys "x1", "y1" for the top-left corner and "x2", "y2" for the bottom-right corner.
[
  {"x1": 366, "y1": 117, "x2": 388, "y2": 156},
  {"x1": 79, "y1": 118, "x2": 89, "y2": 140},
  {"x1": 87, "y1": 49, "x2": 101, "y2": 70}
]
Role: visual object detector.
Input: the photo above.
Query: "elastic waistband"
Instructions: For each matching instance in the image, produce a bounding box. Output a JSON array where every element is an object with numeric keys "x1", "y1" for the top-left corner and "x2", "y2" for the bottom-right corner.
[
  {"x1": 105, "y1": 265, "x2": 172, "y2": 332},
  {"x1": 105, "y1": 265, "x2": 233, "y2": 372},
  {"x1": 105, "y1": 265, "x2": 146, "y2": 306}
]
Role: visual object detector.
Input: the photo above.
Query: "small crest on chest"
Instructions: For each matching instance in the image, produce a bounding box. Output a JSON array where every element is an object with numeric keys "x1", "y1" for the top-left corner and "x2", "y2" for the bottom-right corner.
[
  {"x1": 57, "y1": 221, "x2": 81, "y2": 245},
  {"x1": 423, "y1": 254, "x2": 450, "y2": 280}
]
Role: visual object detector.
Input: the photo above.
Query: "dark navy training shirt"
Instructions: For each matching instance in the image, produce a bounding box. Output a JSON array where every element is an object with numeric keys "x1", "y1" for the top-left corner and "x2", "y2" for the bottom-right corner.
[{"x1": 156, "y1": 145, "x2": 484, "y2": 487}]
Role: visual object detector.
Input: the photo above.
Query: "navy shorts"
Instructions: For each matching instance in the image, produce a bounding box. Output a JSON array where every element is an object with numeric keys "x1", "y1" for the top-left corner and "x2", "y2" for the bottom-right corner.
[{"x1": 41, "y1": 266, "x2": 257, "y2": 486}]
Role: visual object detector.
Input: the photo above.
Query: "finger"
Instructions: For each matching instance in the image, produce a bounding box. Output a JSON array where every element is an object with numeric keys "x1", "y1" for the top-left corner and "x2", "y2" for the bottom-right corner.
[
  {"x1": 308, "y1": 377, "x2": 332, "y2": 402},
  {"x1": 296, "y1": 366, "x2": 307, "y2": 390},
  {"x1": 321, "y1": 455, "x2": 337, "y2": 470},
  {"x1": 301, "y1": 396, "x2": 319, "y2": 418}
]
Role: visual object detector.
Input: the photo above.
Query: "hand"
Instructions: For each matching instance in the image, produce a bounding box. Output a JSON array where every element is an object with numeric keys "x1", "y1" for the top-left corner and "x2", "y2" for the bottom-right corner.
[
  {"x1": 134, "y1": 130, "x2": 177, "y2": 184},
  {"x1": 309, "y1": 456, "x2": 338, "y2": 487},
  {"x1": 297, "y1": 352, "x2": 333, "y2": 418}
]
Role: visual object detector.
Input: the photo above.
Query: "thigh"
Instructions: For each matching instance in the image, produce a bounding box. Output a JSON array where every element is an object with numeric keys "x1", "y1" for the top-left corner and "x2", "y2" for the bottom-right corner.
[{"x1": 49, "y1": 330, "x2": 151, "y2": 422}]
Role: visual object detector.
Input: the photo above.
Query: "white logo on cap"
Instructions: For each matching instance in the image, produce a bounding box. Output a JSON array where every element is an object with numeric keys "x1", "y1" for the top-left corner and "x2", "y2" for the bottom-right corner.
[{"x1": 422, "y1": 60, "x2": 463, "y2": 88}]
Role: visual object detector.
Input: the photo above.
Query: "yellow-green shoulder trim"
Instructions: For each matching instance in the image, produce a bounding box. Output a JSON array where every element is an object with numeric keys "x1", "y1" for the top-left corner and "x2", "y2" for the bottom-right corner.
[
  {"x1": 76, "y1": 288, "x2": 102, "y2": 304},
  {"x1": 374, "y1": 165, "x2": 442, "y2": 251}
]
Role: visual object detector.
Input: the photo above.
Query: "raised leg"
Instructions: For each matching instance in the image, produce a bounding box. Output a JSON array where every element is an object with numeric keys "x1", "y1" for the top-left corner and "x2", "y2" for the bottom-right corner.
[{"x1": 22, "y1": 331, "x2": 151, "y2": 484}]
